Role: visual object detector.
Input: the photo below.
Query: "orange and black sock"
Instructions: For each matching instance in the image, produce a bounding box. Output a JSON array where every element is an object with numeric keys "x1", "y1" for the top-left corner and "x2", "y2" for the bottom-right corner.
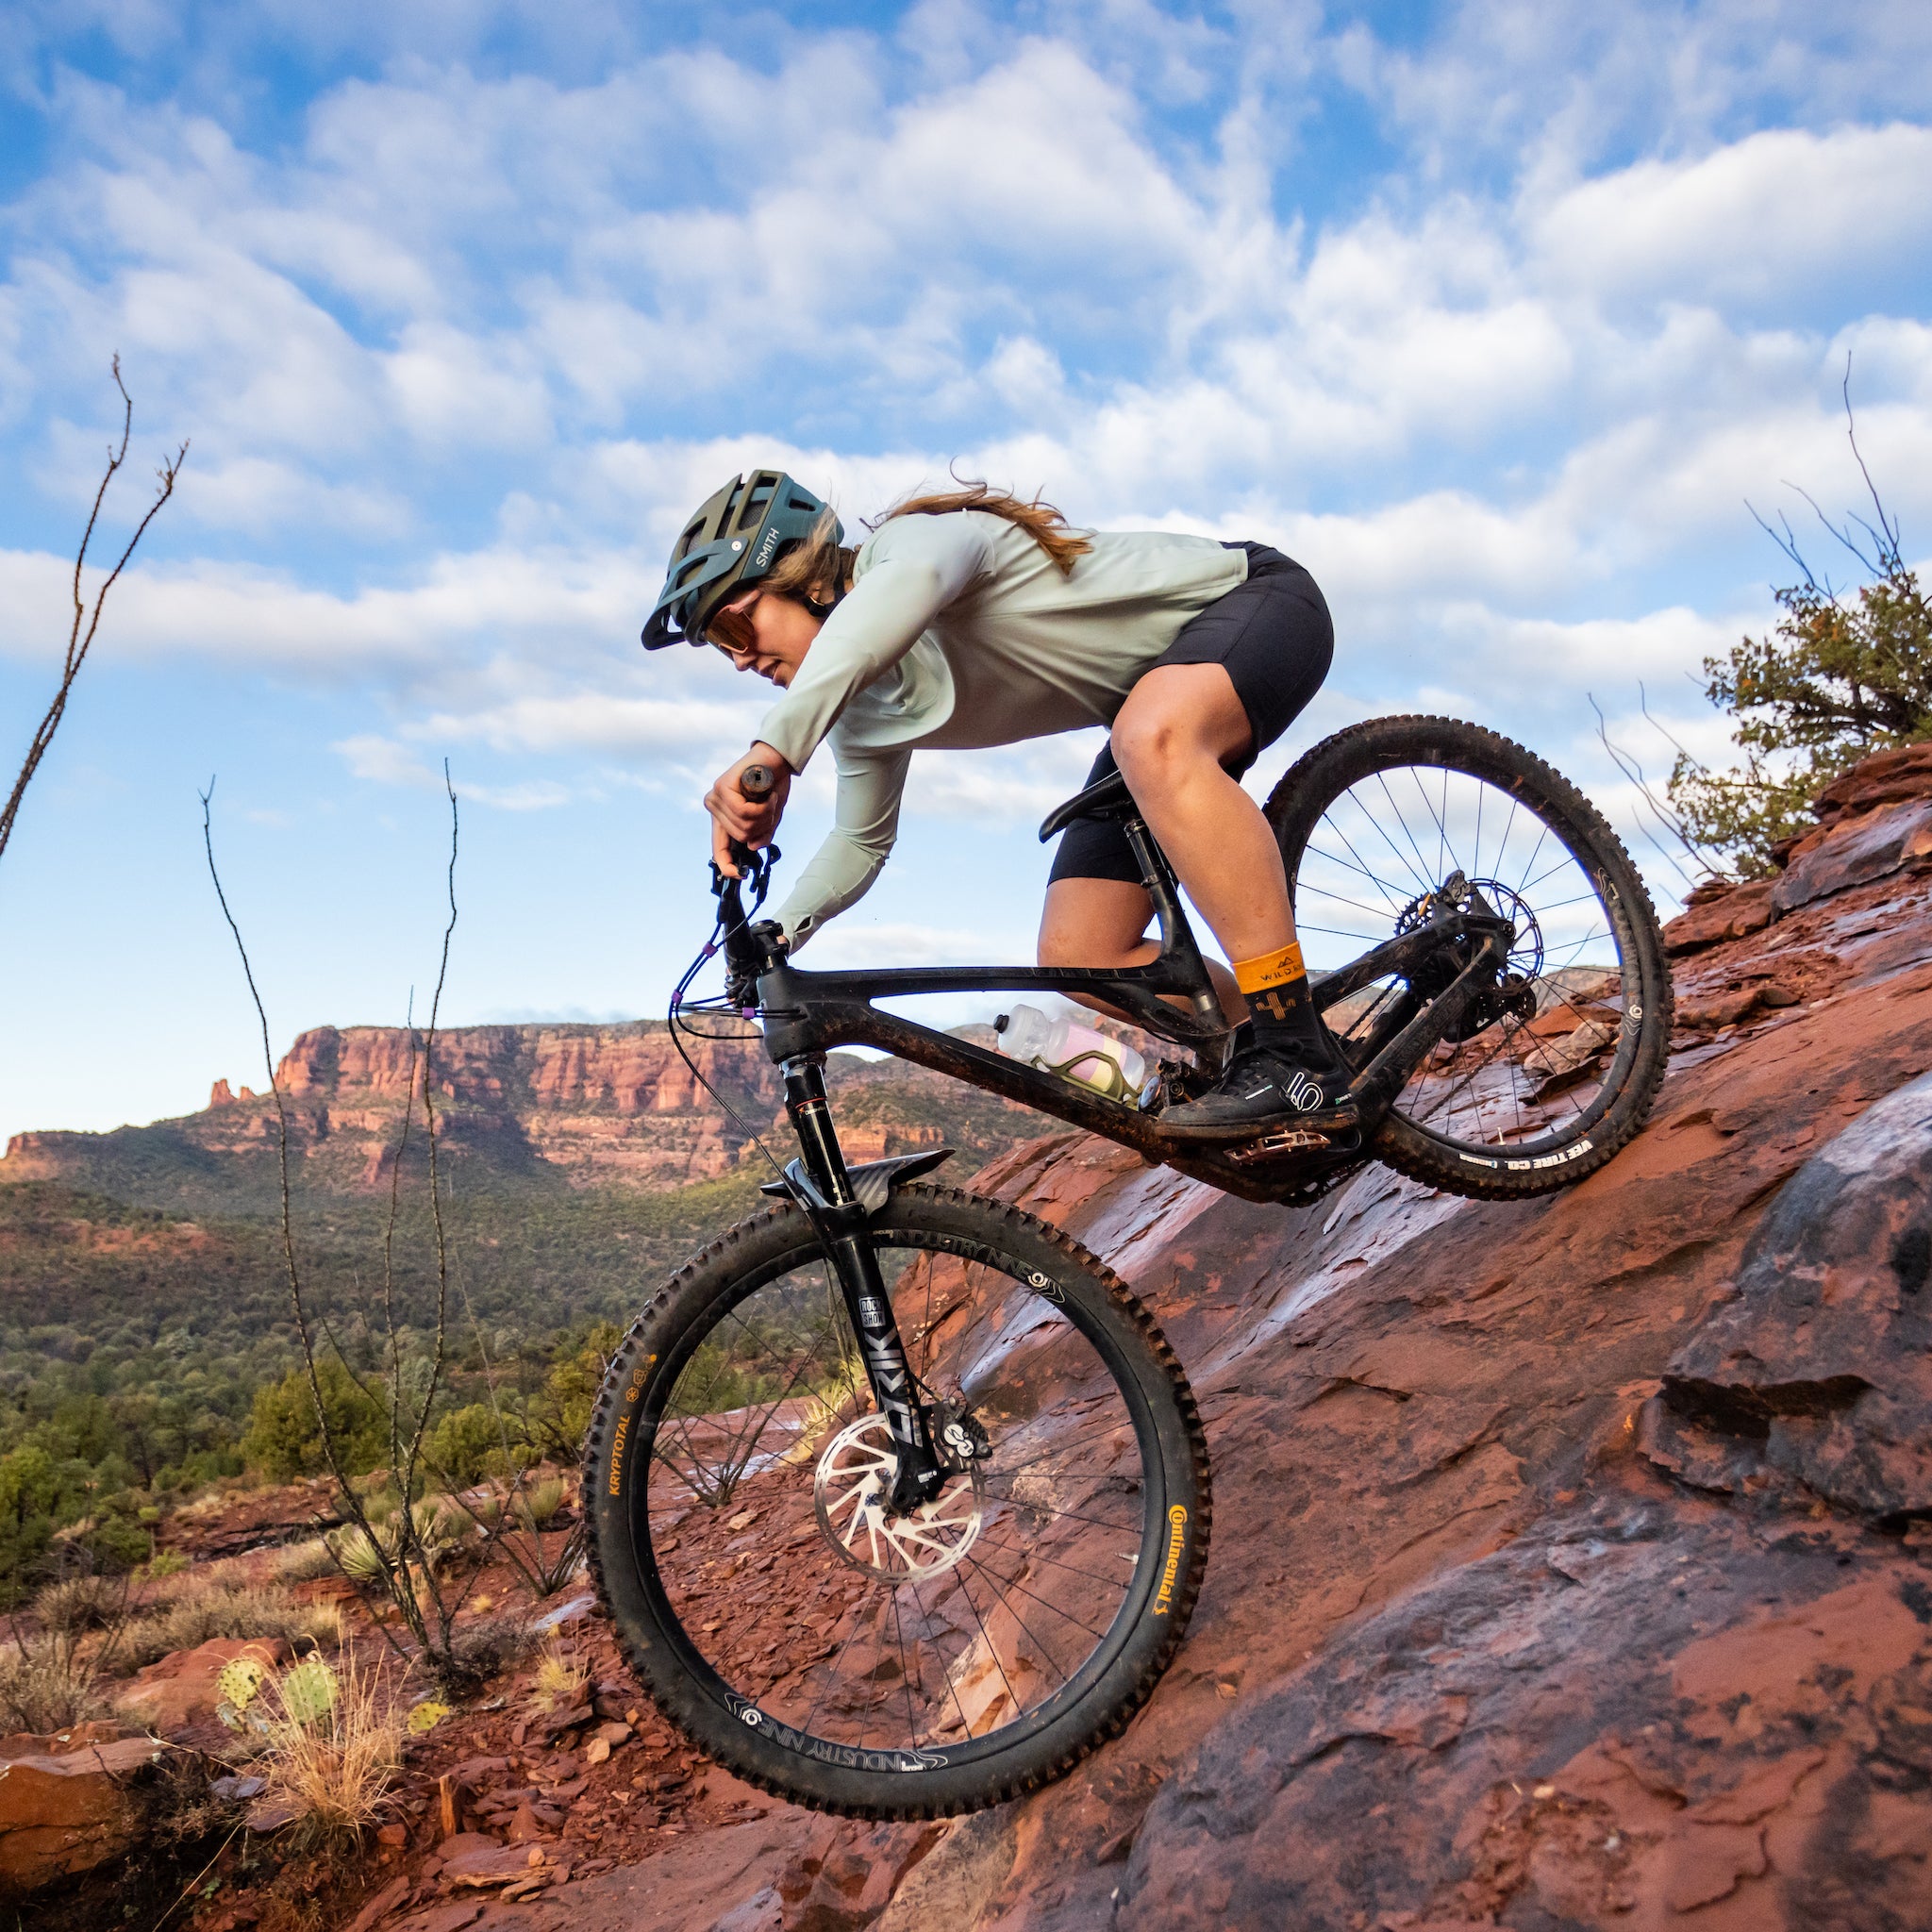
[{"x1": 1234, "y1": 941, "x2": 1328, "y2": 1061}]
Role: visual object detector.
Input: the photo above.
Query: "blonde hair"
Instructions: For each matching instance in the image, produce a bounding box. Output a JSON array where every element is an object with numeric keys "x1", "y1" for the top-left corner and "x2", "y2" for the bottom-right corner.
[
  {"x1": 761, "y1": 508, "x2": 856, "y2": 608},
  {"x1": 759, "y1": 481, "x2": 1092, "y2": 610},
  {"x1": 875, "y1": 483, "x2": 1092, "y2": 575}
]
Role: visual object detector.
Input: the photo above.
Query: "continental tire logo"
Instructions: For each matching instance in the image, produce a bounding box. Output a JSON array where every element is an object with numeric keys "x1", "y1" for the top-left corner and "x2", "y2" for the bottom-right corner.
[{"x1": 1151, "y1": 1505, "x2": 1187, "y2": 1616}]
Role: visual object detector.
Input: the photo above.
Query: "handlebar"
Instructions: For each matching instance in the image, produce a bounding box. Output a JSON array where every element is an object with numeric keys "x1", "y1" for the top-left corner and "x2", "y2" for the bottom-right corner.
[{"x1": 715, "y1": 760, "x2": 786, "y2": 1003}]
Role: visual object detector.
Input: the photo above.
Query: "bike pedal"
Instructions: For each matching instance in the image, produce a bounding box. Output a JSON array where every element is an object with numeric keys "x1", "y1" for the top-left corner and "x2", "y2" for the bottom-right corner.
[{"x1": 1226, "y1": 1124, "x2": 1342, "y2": 1165}]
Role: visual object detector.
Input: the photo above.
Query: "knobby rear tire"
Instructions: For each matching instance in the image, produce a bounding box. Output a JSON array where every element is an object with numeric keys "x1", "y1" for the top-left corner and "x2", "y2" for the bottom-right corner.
[
  {"x1": 1267, "y1": 714, "x2": 1673, "y2": 1200},
  {"x1": 583, "y1": 1183, "x2": 1211, "y2": 1819}
]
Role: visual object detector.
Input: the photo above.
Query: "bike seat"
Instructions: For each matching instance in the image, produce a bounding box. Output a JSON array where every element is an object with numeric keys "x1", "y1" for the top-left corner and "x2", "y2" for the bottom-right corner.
[{"x1": 1038, "y1": 768, "x2": 1137, "y2": 841}]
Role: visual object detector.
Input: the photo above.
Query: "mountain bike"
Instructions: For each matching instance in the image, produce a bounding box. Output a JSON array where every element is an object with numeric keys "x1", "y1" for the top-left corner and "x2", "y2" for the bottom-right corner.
[{"x1": 584, "y1": 715, "x2": 1671, "y2": 1818}]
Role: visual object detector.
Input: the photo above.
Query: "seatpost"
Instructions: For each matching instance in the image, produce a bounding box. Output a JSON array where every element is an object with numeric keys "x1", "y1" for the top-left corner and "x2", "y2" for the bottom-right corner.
[{"x1": 780, "y1": 1060, "x2": 949, "y2": 1514}]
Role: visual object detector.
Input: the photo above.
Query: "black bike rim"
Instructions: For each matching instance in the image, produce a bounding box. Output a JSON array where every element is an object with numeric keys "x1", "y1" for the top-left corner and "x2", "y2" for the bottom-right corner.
[{"x1": 625, "y1": 1225, "x2": 1172, "y2": 1773}]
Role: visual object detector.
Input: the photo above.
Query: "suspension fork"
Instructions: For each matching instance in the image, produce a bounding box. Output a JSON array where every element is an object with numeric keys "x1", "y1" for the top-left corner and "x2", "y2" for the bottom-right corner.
[{"x1": 781, "y1": 1057, "x2": 949, "y2": 1514}]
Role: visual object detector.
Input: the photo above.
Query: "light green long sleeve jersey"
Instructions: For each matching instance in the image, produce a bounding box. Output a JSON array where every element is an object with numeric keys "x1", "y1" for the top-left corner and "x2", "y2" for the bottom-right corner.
[{"x1": 757, "y1": 509, "x2": 1245, "y2": 946}]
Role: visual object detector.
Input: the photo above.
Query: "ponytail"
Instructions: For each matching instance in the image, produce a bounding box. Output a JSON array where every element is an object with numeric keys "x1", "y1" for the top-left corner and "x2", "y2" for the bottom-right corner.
[{"x1": 874, "y1": 482, "x2": 1092, "y2": 575}]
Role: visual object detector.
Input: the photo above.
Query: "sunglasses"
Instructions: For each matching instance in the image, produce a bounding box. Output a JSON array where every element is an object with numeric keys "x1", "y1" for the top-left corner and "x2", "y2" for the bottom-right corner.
[{"x1": 701, "y1": 591, "x2": 762, "y2": 658}]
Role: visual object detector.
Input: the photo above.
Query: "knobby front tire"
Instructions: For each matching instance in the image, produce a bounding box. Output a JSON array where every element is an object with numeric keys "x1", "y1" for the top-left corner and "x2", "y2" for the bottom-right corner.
[
  {"x1": 583, "y1": 1183, "x2": 1210, "y2": 1819},
  {"x1": 1268, "y1": 715, "x2": 1672, "y2": 1200}
]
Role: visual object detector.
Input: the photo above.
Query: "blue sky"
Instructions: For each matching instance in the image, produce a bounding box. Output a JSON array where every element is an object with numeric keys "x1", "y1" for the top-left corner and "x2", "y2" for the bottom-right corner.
[{"x1": 3, "y1": 0, "x2": 1930, "y2": 1142}]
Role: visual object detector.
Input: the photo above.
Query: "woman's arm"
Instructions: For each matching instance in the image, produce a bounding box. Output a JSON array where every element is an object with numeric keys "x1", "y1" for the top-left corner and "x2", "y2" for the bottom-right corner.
[
  {"x1": 754, "y1": 515, "x2": 992, "y2": 774},
  {"x1": 765, "y1": 743, "x2": 915, "y2": 948}
]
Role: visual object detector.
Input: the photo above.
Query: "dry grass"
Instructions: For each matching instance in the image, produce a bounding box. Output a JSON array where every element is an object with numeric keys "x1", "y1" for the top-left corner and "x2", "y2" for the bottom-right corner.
[
  {"x1": 246, "y1": 1649, "x2": 405, "y2": 1836},
  {"x1": 528, "y1": 1638, "x2": 589, "y2": 1713},
  {"x1": 273, "y1": 1539, "x2": 338, "y2": 1585},
  {"x1": 120, "y1": 1574, "x2": 341, "y2": 1671},
  {"x1": 0, "y1": 1629, "x2": 112, "y2": 1734},
  {"x1": 31, "y1": 1572, "x2": 134, "y2": 1636}
]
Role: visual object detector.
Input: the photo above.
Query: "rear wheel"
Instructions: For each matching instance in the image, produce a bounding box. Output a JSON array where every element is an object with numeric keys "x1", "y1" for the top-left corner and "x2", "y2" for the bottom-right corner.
[
  {"x1": 584, "y1": 1183, "x2": 1209, "y2": 1818},
  {"x1": 1267, "y1": 715, "x2": 1671, "y2": 1199}
]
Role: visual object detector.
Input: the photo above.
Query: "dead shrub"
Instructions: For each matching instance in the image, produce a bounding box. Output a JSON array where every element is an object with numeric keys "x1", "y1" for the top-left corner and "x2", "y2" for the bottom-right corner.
[
  {"x1": 0, "y1": 1631, "x2": 111, "y2": 1734},
  {"x1": 120, "y1": 1574, "x2": 340, "y2": 1671}
]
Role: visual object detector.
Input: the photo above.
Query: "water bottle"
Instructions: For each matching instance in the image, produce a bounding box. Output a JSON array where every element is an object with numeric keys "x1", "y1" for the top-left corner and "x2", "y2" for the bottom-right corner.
[{"x1": 993, "y1": 1004, "x2": 1154, "y2": 1107}]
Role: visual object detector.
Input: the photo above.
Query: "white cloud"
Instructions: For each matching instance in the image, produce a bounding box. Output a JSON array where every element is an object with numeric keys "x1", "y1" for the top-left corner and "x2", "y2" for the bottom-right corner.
[{"x1": 2, "y1": 7, "x2": 1928, "y2": 873}]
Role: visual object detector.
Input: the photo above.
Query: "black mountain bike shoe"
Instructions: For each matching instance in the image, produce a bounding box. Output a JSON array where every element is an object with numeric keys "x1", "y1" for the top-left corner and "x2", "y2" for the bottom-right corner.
[{"x1": 1159, "y1": 1044, "x2": 1360, "y2": 1143}]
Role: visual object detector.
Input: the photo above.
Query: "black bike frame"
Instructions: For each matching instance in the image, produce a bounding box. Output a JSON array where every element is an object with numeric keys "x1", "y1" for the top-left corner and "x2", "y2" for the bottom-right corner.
[
  {"x1": 730, "y1": 810, "x2": 1507, "y2": 1207},
  {"x1": 708, "y1": 804, "x2": 1507, "y2": 1507}
]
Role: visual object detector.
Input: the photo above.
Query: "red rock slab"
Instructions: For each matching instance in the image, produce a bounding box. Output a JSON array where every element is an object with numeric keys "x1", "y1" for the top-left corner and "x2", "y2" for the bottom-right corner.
[
  {"x1": 391, "y1": 1906, "x2": 486, "y2": 1932},
  {"x1": 1811, "y1": 740, "x2": 1932, "y2": 820},
  {"x1": 1114, "y1": 1495, "x2": 1931, "y2": 1930},
  {"x1": 538, "y1": 1812, "x2": 826, "y2": 1931},
  {"x1": 1661, "y1": 878, "x2": 1775, "y2": 955},
  {"x1": 1771, "y1": 794, "x2": 1932, "y2": 913},
  {"x1": 1654, "y1": 1069, "x2": 1932, "y2": 1518},
  {"x1": 0, "y1": 1732, "x2": 165, "y2": 1897}
]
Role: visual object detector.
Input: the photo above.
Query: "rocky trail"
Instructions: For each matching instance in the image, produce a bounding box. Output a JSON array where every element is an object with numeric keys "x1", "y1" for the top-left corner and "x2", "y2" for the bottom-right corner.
[{"x1": 8, "y1": 747, "x2": 1931, "y2": 1931}]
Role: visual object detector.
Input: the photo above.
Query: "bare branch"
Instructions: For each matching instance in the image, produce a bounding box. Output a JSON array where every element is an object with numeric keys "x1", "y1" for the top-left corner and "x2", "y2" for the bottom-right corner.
[
  {"x1": 0, "y1": 358, "x2": 188, "y2": 868},
  {"x1": 201, "y1": 780, "x2": 424, "y2": 1665},
  {"x1": 1589, "y1": 691, "x2": 1725, "y2": 891}
]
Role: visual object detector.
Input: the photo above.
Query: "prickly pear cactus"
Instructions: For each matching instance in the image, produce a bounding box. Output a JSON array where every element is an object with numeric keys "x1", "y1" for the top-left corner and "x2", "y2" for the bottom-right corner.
[
  {"x1": 407, "y1": 1700, "x2": 451, "y2": 1735},
  {"x1": 278, "y1": 1657, "x2": 340, "y2": 1728},
  {"x1": 216, "y1": 1655, "x2": 270, "y2": 1733}
]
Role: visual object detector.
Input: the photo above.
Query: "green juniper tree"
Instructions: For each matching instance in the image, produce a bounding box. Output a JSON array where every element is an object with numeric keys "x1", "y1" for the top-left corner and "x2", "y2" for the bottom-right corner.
[{"x1": 1668, "y1": 385, "x2": 1931, "y2": 877}]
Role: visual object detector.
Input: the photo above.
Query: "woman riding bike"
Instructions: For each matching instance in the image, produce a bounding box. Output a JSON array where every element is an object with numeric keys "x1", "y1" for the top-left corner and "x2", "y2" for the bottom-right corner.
[{"x1": 642, "y1": 469, "x2": 1348, "y2": 1142}]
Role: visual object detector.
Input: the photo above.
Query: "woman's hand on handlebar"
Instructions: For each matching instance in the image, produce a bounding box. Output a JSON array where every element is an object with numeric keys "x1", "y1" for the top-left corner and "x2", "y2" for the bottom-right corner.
[{"x1": 706, "y1": 744, "x2": 791, "y2": 878}]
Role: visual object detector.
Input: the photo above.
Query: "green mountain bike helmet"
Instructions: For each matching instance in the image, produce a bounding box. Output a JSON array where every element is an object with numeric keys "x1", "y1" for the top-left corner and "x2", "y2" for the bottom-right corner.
[{"x1": 641, "y1": 470, "x2": 842, "y2": 650}]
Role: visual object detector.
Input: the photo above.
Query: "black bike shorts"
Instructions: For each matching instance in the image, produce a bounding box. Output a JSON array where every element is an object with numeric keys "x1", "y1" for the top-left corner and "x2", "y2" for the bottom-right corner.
[{"x1": 1048, "y1": 541, "x2": 1334, "y2": 887}]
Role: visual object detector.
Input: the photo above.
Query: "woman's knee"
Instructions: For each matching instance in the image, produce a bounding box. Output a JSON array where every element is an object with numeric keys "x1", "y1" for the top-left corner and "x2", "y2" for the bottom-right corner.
[{"x1": 1111, "y1": 666, "x2": 1249, "y2": 785}]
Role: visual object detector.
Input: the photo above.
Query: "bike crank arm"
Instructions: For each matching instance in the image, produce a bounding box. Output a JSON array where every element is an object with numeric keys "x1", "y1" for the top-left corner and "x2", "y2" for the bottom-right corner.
[{"x1": 778, "y1": 1058, "x2": 950, "y2": 1514}]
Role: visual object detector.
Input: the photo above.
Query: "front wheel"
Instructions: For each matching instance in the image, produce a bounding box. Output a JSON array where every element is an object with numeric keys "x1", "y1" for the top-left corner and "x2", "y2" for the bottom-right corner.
[
  {"x1": 1268, "y1": 715, "x2": 1672, "y2": 1200},
  {"x1": 583, "y1": 1183, "x2": 1210, "y2": 1819}
]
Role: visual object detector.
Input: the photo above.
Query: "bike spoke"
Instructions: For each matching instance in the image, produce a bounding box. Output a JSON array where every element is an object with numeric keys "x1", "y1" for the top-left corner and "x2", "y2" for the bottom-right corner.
[{"x1": 1291, "y1": 757, "x2": 1635, "y2": 1158}]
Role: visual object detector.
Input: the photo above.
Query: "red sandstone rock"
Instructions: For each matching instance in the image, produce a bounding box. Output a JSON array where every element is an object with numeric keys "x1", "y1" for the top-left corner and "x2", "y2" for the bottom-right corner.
[
  {"x1": 1810, "y1": 740, "x2": 1932, "y2": 821},
  {"x1": 0, "y1": 1727, "x2": 163, "y2": 1898},
  {"x1": 1771, "y1": 793, "x2": 1932, "y2": 913},
  {"x1": 1660, "y1": 877, "x2": 1775, "y2": 955}
]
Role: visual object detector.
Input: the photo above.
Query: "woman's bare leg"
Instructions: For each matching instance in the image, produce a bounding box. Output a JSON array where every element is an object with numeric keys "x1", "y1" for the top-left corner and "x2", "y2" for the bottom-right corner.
[
  {"x1": 1101, "y1": 661, "x2": 1357, "y2": 1135},
  {"x1": 1036, "y1": 878, "x2": 1245, "y2": 1023},
  {"x1": 1108, "y1": 662, "x2": 1294, "y2": 963}
]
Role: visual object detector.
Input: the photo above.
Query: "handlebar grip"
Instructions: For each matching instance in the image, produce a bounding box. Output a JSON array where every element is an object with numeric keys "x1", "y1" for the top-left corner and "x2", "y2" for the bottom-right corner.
[{"x1": 741, "y1": 762, "x2": 776, "y2": 802}]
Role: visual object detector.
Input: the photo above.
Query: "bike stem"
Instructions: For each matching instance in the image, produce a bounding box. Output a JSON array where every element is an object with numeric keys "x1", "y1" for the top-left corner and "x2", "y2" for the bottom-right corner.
[{"x1": 779, "y1": 1056, "x2": 950, "y2": 1516}]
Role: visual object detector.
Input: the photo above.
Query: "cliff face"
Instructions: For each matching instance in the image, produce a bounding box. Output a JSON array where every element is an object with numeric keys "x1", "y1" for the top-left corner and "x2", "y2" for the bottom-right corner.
[
  {"x1": 531, "y1": 745, "x2": 1932, "y2": 1932},
  {"x1": 2, "y1": 1021, "x2": 1024, "y2": 1194}
]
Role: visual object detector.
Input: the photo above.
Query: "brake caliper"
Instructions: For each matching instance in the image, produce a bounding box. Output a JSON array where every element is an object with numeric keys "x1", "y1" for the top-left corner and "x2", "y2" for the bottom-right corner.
[{"x1": 930, "y1": 1403, "x2": 991, "y2": 1474}]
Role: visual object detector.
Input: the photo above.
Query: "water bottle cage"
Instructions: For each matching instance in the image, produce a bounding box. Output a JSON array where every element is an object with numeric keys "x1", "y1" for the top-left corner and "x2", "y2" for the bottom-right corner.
[{"x1": 1038, "y1": 1046, "x2": 1156, "y2": 1108}]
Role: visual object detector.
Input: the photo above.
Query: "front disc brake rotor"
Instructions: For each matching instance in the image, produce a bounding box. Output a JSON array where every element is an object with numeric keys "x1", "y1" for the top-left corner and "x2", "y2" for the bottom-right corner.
[{"x1": 812, "y1": 1413, "x2": 984, "y2": 1581}]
